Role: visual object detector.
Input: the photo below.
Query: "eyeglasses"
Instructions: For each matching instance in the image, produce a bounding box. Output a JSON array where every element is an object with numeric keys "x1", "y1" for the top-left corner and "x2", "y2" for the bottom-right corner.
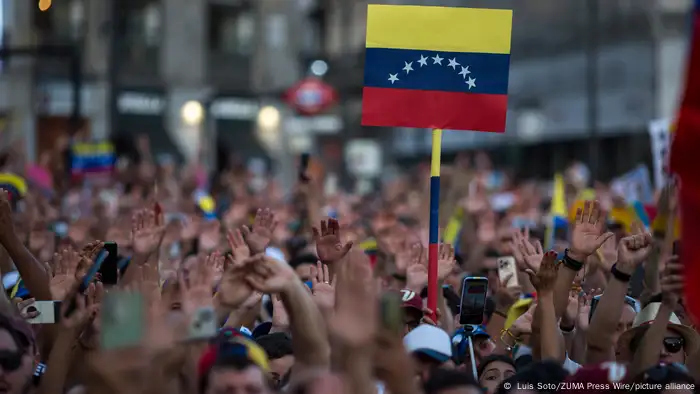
[
  {"x1": 0, "y1": 350, "x2": 24, "y2": 372},
  {"x1": 663, "y1": 337, "x2": 684, "y2": 354}
]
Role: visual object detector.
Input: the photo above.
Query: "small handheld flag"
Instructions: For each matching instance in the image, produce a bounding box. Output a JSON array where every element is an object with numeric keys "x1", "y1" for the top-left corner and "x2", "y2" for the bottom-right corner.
[{"x1": 71, "y1": 141, "x2": 116, "y2": 180}]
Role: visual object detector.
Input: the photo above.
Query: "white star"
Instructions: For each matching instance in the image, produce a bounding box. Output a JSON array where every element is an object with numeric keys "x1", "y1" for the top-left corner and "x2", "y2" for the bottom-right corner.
[
  {"x1": 458, "y1": 66, "x2": 471, "y2": 78},
  {"x1": 388, "y1": 73, "x2": 399, "y2": 84},
  {"x1": 465, "y1": 77, "x2": 477, "y2": 90},
  {"x1": 403, "y1": 61, "x2": 414, "y2": 74},
  {"x1": 432, "y1": 54, "x2": 443, "y2": 65},
  {"x1": 417, "y1": 55, "x2": 428, "y2": 67},
  {"x1": 447, "y1": 58, "x2": 460, "y2": 70}
]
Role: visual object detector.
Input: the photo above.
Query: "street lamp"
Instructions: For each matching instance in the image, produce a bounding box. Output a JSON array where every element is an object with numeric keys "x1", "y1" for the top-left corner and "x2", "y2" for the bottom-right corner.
[
  {"x1": 181, "y1": 100, "x2": 204, "y2": 126},
  {"x1": 257, "y1": 105, "x2": 280, "y2": 130}
]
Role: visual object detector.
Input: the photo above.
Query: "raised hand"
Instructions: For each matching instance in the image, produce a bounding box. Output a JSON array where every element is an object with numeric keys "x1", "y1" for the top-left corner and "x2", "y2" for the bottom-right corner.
[
  {"x1": 245, "y1": 255, "x2": 297, "y2": 293},
  {"x1": 61, "y1": 283, "x2": 98, "y2": 330},
  {"x1": 313, "y1": 218, "x2": 353, "y2": 264},
  {"x1": 569, "y1": 200, "x2": 614, "y2": 262},
  {"x1": 437, "y1": 243, "x2": 455, "y2": 281},
  {"x1": 198, "y1": 219, "x2": 221, "y2": 252},
  {"x1": 511, "y1": 228, "x2": 544, "y2": 272},
  {"x1": 510, "y1": 304, "x2": 536, "y2": 337},
  {"x1": 217, "y1": 255, "x2": 254, "y2": 308},
  {"x1": 311, "y1": 261, "x2": 336, "y2": 311},
  {"x1": 405, "y1": 258, "x2": 428, "y2": 293},
  {"x1": 395, "y1": 239, "x2": 423, "y2": 277},
  {"x1": 182, "y1": 252, "x2": 217, "y2": 310},
  {"x1": 241, "y1": 208, "x2": 277, "y2": 254},
  {"x1": 50, "y1": 248, "x2": 80, "y2": 300},
  {"x1": 131, "y1": 209, "x2": 166, "y2": 257},
  {"x1": 576, "y1": 288, "x2": 600, "y2": 332},
  {"x1": 616, "y1": 232, "x2": 653, "y2": 274},
  {"x1": 596, "y1": 235, "x2": 618, "y2": 271},
  {"x1": 329, "y1": 249, "x2": 377, "y2": 346},
  {"x1": 15, "y1": 298, "x2": 39, "y2": 320},
  {"x1": 226, "y1": 228, "x2": 250, "y2": 266},
  {"x1": 526, "y1": 251, "x2": 559, "y2": 293},
  {"x1": 493, "y1": 274, "x2": 522, "y2": 314},
  {"x1": 660, "y1": 256, "x2": 683, "y2": 306},
  {"x1": 271, "y1": 294, "x2": 290, "y2": 329}
]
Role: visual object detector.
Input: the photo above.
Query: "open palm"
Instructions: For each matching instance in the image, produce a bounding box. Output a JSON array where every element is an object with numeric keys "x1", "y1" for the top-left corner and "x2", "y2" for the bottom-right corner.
[
  {"x1": 313, "y1": 218, "x2": 352, "y2": 263},
  {"x1": 570, "y1": 201, "x2": 613, "y2": 260}
]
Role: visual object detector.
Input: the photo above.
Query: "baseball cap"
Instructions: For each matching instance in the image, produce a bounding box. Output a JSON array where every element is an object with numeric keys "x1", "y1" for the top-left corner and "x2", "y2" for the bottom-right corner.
[
  {"x1": 451, "y1": 325, "x2": 490, "y2": 365},
  {"x1": 400, "y1": 289, "x2": 423, "y2": 313},
  {"x1": 198, "y1": 329, "x2": 269, "y2": 378},
  {"x1": 404, "y1": 324, "x2": 452, "y2": 363},
  {"x1": 560, "y1": 362, "x2": 628, "y2": 394}
]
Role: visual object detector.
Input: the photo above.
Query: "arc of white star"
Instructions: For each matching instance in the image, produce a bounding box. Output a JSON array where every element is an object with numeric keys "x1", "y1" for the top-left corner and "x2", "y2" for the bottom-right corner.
[
  {"x1": 388, "y1": 73, "x2": 399, "y2": 84},
  {"x1": 417, "y1": 55, "x2": 428, "y2": 67},
  {"x1": 465, "y1": 77, "x2": 476, "y2": 90},
  {"x1": 432, "y1": 54, "x2": 444, "y2": 65},
  {"x1": 447, "y1": 58, "x2": 460, "y2": 70},
  {"x1": 403, "y1": 61, "x2": 414, "y2": 74},
  {"x1": 458, "y1": 66, "x2": 471, "y2": 78}
]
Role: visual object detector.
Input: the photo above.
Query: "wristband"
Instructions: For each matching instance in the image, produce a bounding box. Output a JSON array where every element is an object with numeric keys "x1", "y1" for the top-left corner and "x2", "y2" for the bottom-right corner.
[
  {"x1": 611, "y1": 263, "x2": 632, "y2": 282},
  {"x1": 562, "y1": 249, "x2": 584, "y2": 271},
  {"x1": 560, "y1": 324, "x2": 575, "y2": 333},
  {"x1": 493, "y1": 310, "x2": 508, "y2": 319},
  {"x1": 392, "y1": 273, "x2": 407, "y2": 281}
]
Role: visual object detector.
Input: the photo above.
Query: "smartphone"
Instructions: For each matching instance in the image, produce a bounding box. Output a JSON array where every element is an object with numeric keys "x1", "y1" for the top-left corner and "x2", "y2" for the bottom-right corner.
[
  {"x1": 32, "y1": 362, "x2": 46, "y2": 386},
  {"x1": 187, "y1": 306, "x2": 218, "y2": 341},
  {"x1": 497, "y1": 256, "x2": 519, "y2": 288},
  {"x1": 99, "y1": 242, "x2": 119, "y2": 285},
  {"x1": 459, "y1": 277, "x2": 488, "y2": 326},
  {"x1": 100, "y1": 291, "x2": 145, "y2": 350},
  {"x1": 380, "y1": 292, "x2": 403, "y2": 333},
  {"x1": 589, "y1": 294, "x2": 639, "y2": 321},
  {"x1": 25, "y1": 301, "x2": 62, "y2": 325},
  {"x1": 63, "y1": 249, "x2": 110, "y2": 318},
  {"x1": 51, "y1": 222, "x2": 68, "y2": 239},
  {"x1": 299, "y1": 153, "x2": 310, "y2": 183}
]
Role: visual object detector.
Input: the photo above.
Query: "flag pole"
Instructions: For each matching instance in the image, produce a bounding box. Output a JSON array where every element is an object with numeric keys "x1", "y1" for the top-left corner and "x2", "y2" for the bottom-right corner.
[{"x1": 428, "y1": 128, "x2": 442, "y2": 322}]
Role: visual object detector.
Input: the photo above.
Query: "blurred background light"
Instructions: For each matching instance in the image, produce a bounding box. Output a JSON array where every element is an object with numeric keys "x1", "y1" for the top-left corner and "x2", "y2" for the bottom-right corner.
[
  {"x1": 310, "y1": 60, "x2": 328, "y2": 77},
  {"x1": 181, "y1": 101, "x2": 204, "y2": 126},
  {"x1": 38, "y1": 0, "x2": 52, "y2": 11},
  {"x1": 257, "y1": 106, "x2": 280, "y2": 130}
]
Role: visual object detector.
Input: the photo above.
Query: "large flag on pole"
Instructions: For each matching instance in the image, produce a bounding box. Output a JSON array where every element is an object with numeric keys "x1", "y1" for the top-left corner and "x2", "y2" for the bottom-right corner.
[
  {"x1": 361, "y1": 5, "x2": 512, "y2": 132},
  {"x1": 670, "y1": 0, "x2": 700, "y2": 322}
]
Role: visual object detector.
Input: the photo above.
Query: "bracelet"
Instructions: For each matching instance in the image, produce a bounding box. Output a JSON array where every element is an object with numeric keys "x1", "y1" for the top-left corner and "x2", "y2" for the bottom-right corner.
[
  {"x1": 611, "y1": 263, "x2": 632, "y2": 283},
  {"x1": 499, "y1": 329, "x2": 518, "y2": 351},
  {"x1": 392, "y1": 273, "x2": 407, "y2": 281},
  {"x1": 562, "y1": 249, "x2": 584, "y2": 271},
  {"x1": 493, "y1": 310, "x2": 508, "y2": 319},
  {"x1": 560, "y1": 324, "x2": 575, "y2": 333}
]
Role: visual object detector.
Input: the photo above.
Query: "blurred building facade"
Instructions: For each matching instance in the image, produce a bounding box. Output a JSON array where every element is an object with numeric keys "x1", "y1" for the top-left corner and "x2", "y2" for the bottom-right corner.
[{"x1": 0, "y1": 0, "x2": 693, "y2": 182}]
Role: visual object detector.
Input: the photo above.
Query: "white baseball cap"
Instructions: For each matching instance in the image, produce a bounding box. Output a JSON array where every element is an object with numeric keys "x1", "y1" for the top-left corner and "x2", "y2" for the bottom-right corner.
[{"x1": 403, "y1": 324, "x2": 452, "y2": 362}]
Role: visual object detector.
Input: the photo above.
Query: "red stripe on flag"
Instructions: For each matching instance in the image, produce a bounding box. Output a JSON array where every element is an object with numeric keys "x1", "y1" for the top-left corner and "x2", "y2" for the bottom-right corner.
[
  {"x1": 671, "y1": 12, "x2": 700, "y2": 323},
  {"x1": 361, "y1": 87, "x2": 508, "y2": 133}
]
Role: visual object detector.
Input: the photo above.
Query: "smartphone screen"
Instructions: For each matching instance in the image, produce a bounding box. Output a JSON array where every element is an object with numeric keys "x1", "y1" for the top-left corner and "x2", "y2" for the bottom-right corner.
[
  {"x1": 497, "y1": 256, "x2": 519, "y2": 288},
  {"x1": 99, "y1": 242, "x2": 119, "y2": 285},
  {"x1": 26, "y1": 301, "x2": 62, "y2": 325},
  {"x1": 459, "y1": 277, "x2": 488, "y2": 325}
]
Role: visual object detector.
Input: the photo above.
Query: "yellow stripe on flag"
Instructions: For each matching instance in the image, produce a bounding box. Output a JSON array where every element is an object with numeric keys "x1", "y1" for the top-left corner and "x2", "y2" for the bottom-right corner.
[{"x1": 366, "y1": 5, "x2": 513, "y2": 54}]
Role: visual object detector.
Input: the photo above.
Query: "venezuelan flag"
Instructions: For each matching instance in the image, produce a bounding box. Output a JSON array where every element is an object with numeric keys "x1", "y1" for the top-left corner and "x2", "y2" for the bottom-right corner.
[
  {"x1": 443, "y1": 207, "x2": 464, "y2": 254},
  {"x1": 361, "y1": 5, "x2": 512, "y2": 132},
  {"x1": 71, "y1": 141, "x2": 116, "y2": 178},
  {"x1": 359, "y1": 238, "x2": 378, "y2": 267},
  {"x1": 669, "y1": 0, "x2": 700, "y2": 322}
]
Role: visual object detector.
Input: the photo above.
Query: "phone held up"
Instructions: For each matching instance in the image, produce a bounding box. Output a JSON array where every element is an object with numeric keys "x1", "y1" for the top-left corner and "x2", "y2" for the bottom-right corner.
[
  {"x1": 459, "y1": 276, "x2": 488, "y2": 326},
  {"x1": 380, "y1": 292, "x2": 404, "y2": 334},
  {"x1": 298, "y1": 153, "x2": 310, "y2": 183},
  {"x1": 497, "y1": 256, "x2": 519, "y2": 288}
]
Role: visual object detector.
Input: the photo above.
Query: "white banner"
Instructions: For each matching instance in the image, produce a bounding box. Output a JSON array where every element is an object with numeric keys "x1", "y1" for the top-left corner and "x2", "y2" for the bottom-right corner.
[{"x1": 647, "y1": 119, "x2": 671, "y2": 191}]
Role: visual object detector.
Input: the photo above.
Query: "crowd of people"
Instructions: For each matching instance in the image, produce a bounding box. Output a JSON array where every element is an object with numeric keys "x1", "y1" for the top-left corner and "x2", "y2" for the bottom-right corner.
[{"x1": 0, "y1": 138, "x2": 694, "y2": 394}]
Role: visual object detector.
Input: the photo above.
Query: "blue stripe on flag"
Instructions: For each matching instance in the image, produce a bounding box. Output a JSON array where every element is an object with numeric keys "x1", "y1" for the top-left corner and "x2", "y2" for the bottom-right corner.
[{"x1": 429, "y1": 176, "x2": 440, "y2": 244}]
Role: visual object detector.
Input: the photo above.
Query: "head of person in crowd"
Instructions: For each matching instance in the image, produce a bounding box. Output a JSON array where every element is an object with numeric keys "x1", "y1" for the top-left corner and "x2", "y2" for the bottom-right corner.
[
  {"x1": 622, "y1": 302, "x2": 699, "y2": 365},
  {"x1": 404, "y1": 324, "x2": 453, "y2": 384},
  {"x1": 0, "y1": 314, "x2": 36, "y2": 394},
  {"x1": 400, "y1": 289, "x2": 425, "y2": 335},
  {"x1": 452, "y1": 325, "x2": 495, "y2": 373},
  {"x1": 424, "y1": 368, "x2": 483, "y2": 394},
  {"x1": 255, "y1": 332, "x2": 294, "y2": 389},
  {"x1": 288, "y1": 253, "x2": 318, "y2": 282},
  {"x1": 629, "y1": 364, "x2": 696, "y2": 394},
  {"x1": 588, "y1": 294, "x2": 638, "y2": 359},
  {"x1": 497, "y1": 360, "x2": 568, "y2": 394},
  {"x1": 478, "y1": 354, "x2": 516, "y2": 394},
  {"x1": 199, "y1": 333, "x2": 272, "y2": 394}
]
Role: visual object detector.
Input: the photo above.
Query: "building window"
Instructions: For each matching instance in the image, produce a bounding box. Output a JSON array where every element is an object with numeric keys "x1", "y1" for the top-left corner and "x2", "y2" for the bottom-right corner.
[
  {"x1": 301, "y1": 5, "x2": 326, "y2": 54},
  {"x1": 118, "y1": 1, "x2": 162, "y2": 48},
  {"x1": 208, "y1": 3, "x2": 254, "y2": 55},
  {"x1": 33, "y1": 0, "x2": 85, "y2": 43}
]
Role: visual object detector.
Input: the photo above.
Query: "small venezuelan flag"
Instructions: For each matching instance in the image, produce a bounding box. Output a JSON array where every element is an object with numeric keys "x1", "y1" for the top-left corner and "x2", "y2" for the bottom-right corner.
[
  {"x1": 361, "y1": 5, "x2": 513, "y2": 132},
  {"x1": 71, "y1": 141, "x2": 116, "y2": 179},
  {"x1": 0, "y1": 173, "x2": 27, "y2": 202}
]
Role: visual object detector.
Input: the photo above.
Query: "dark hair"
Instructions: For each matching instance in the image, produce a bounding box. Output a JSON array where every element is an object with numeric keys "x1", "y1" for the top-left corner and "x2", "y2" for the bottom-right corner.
[
  {"x1": 478, "y1": 354, "x2": 515, "y2": 379},
  {"x1": 256, "y1": 333, "x2": 293, "y2": 360},
  {"x1": 630, "y1": 364, "x2": 696, "y2": 393},
  {"x1": 288, "y1": 253, "x2": 318, "y2": 269},
  {"x1": 200, "y1": 353, "x2": 261, "y2": 394},
  {"x1": 423, "y1": 368, "x2": 480, "y2": 394},
  {"x1": 0, "y1": 313, "x2": 33, "y2": 353},
  {"x1": 497, "y1": 360, "x2": 567, "y2": 394}
]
